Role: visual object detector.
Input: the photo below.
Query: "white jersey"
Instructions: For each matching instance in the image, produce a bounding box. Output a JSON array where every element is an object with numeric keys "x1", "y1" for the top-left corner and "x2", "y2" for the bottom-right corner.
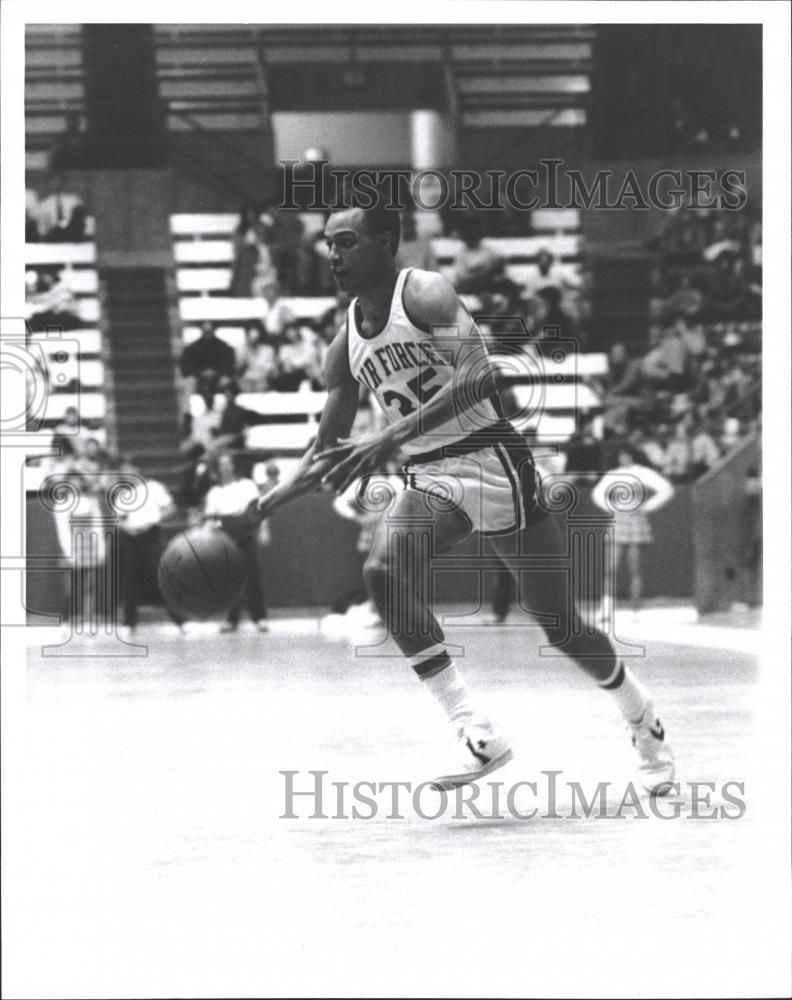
[{"x1": 346, "y1": 268, "x2": 499, "y2": 457}]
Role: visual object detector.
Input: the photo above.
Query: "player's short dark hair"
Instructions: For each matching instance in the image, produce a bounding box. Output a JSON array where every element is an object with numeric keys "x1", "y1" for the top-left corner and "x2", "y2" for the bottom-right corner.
[{"x1": 360, "y1": 199, "x2": 401, "y2": 257}]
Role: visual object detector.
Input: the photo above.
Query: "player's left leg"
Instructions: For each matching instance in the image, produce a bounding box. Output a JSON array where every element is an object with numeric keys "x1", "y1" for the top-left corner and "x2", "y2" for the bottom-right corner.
[
  {"x1": 490, "y1": 513, "x2": 674, "y2": 793},
  {"x1": 363, "y1": 488, "x2": 512, "y2": 788}
]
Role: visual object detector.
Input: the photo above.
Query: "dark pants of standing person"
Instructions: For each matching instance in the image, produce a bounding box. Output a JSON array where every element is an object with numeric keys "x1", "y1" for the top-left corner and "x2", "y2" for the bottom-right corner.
[
  {"x1": 119, "y1": 526, "x2": 183, "y2": 629},
  {"x1": 226, "y1": 543, "x2": 267, "y2": 626},
  {"x1": 491, "y1": 562, "x2": 516, "y2": 622},
  {"x1": 70, "y1": 564, "x2": 108, "y2": 632}
]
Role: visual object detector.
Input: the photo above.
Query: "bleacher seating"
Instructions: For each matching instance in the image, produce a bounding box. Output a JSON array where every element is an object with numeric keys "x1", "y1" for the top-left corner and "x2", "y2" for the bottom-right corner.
[
  {"x1": 25, "y1": 240, "x2": 106, "y2": 438},
  {"x1": 170, "y1": 211, "x2": 600, "y2": 456},
  {"x1": 170, "y1": 212, "x2": 583, "y2": 299},
  {"x1": 24, "y1": 214, "x2": 602, "y2": 464}
]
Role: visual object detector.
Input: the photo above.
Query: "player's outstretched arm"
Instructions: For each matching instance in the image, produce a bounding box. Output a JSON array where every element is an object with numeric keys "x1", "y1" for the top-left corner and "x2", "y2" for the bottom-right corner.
[{"x1": 253, "y1": 324, "x2": 359, "y2": 520}]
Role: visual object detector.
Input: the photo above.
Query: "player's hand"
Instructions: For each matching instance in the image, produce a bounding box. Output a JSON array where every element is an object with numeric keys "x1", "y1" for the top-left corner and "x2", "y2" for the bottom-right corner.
[{"x1": 314, "y1": 432, "x2": 399, "y2": 494}]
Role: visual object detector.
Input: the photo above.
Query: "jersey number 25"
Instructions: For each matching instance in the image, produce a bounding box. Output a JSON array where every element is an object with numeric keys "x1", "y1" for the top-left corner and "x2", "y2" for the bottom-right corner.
[{"x1": 381, "y1": 366, "x2": 441, "y2": 417}]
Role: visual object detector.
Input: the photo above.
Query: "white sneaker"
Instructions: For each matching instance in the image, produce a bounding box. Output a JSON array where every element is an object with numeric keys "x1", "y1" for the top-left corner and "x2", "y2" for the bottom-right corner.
[
  {"x1": 430, "y1": 714, "x2": 513, "y2": 791},
  {"x1": 629, "y1": 702, "x2": 675, "y2": 795}
]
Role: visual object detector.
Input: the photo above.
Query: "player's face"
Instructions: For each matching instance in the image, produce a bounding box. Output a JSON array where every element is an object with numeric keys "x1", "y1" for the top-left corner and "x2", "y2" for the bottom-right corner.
[{"x1": 324, "y1": 209, "x2": 386, "y2": 293}]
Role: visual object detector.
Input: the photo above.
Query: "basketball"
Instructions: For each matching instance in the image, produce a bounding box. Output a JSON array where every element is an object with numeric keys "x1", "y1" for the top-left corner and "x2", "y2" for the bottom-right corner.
[{"x1": 158, "y1": 527, "x2": 247, "y2": 621}]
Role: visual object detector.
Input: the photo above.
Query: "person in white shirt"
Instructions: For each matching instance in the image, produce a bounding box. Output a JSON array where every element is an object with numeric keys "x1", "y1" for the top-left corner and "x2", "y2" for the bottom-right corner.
[
  {"x1": 51, "y1": 405, "x2": 92, "y2": 461},
  {"x1": 591, "y1": 446, "x2": 675, "y2": 617},
  {"x1": 36, "y1": 190, "x2": 84, "y2": 241},
  {"x1": 258, "y1": 278, "x2": 295, "y2": 337},
  {"x1": 522, "y1": 247, "x2": 566, "y2": 299},
  {"x1": 204, "y1": 452, "x2": 268, "y2": 633},
  {"x1": 53, "y1": 471, "x2": 107, "y2": 632},
  {"x1": 237, "y1": 324, "x2": 278, "y2": 392}
]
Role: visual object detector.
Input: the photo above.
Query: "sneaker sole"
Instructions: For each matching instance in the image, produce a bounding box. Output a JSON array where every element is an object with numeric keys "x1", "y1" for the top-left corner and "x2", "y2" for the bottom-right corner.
[
  {"x1": 430, "y1": 747, "x2": 514, "y2": 792},
  {"x1": 638, "y1": 752, "x2": 676, "y2": 796}
]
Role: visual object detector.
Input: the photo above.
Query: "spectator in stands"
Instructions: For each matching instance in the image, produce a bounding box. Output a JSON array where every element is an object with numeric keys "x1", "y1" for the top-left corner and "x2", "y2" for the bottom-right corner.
[
  {"x1": 396, "y1": 211, "x2": 437, "y2": 272},
  {"x1": 565, "y1": 418, "x2": 605, "y2": 476},
  {"x1": 180, "y1": 386, "x2": 223, "y2": 455},
  {"x1": 534, "y1": 285, "x2": 575, "y2": 339},
  {"x1": 605, "y1": 342, "x2": 643, "y2": 397},
  {"x1": 115, "y1": 459, "x2": 181, "y2": 635},
  {"x1": 641, "y1": 323, "x2": 688, "y2": 391},
  {"x1": 637, "y1": 424, "x2": 671, "y2": 473},
  {"x1": 452, "y1": 214, "x2": 507, "y2": 297},
  {"x1": 720, "y1": 415, "x2": 742, "y2": 452},
  {"x1": 237, "y1": 323, "x2": 278, "y2": 392},
  {"x1": 661, "y1": 214, "x2": 705, "y2": 266},
  {"x1": 263, "y1": 199, "x2": 306, "y2": 294},
  {"x1": 678, "y1": 316, "x2": 707, "y2": 358},
  {"x1": 36, "y1": 186, "x2": 86, "y2": 243},
  {"x1": 257, "y1": 278, "x2": 296, "y2": 337},
  {"x1": 74, "y1": 436, "x2": 111, "y2": 479},
  {"x1": 230, "y1": 204, "x2": 270, "y2": 297},
  {"x1": 705, "y1": 250, "x2": 748, "y2": 321},
  {"x1": 663, "y1": 273, "x2": 703, "y2": 320},
  {"x1": 721, "y1": 359, "x2": 755, "y2": 413},
  {"x1": 177, "y1": 442, "x2": 213, "y2": 511},
  {"x1": 665, "y1": 420, "x2": 693, "y2": 482},
  {"x1": 48, "y1": 112, "x2": 87, "y2": 175},
  {"x1": 27, "y1": 266, "x2": 82, "y2": 331},
  {"x1": 523, "y1": 248, "x2": 565, "y2": 301},
  {"x1": 690, "y1": 419, "x2": 721, "y2": 478},
  {"x1": 180, "y1": 321, "x2": 236, "y2": 398},
  {"x1": 51, "y1": 405, "x2": 92, "y2": 461},
  {"x1": 269, "y1": 325, "x2": 319, "y2": 392},
  {"x1": 204, "y1": 452, "x2": 268, "y2": 634},
  {"x1": 697, "y1": 358, "x2": 730, "y2": 416}
]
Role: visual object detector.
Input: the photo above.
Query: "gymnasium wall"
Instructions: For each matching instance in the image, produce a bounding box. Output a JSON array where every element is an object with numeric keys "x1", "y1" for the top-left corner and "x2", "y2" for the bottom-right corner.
[
  {"x1": 26, "y1": 486, "x2": 695, "y2": 621},
  {"x1": 272, "y1": 111, "x2": 413, "y2": 166},
  {"x1": 691, "y1": 434, "x2": 761, "y2": 614}
]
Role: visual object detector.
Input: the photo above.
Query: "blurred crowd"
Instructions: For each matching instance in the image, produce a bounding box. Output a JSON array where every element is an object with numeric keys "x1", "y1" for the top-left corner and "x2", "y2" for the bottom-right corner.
[
  {"x1": 567, "y1": 322, "x2": 760, "y2": 483},
  {"x1": 565, "y1": 203, "x2": 762, "y2": 482},
  {"x1": 190, "y1": 198, "x2": 761, "y2": 488},
  {"x1": 26, "y1": 186, "x2": 88, "y2": 243},
  {"x1": 25, "y1": 264, "x2": 83, "y2": 331},
  {"x1": 649, "y1": 204, "x2": 761, "y2": 323},
  {"x1": 227, "y1": 200, "x2": 583, "y2": 342}
]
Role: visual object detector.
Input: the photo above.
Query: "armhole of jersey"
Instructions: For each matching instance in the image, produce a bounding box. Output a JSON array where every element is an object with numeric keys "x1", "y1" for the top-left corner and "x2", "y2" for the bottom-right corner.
[{"x1": 400, "y1": 268, "x2": 432, "y2": 335}]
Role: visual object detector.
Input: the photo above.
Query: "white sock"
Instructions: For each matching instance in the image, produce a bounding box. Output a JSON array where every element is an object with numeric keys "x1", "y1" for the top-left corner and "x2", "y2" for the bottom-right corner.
[
  {"x1": 599, "y1": 660, "x2": 650, "y2": 725},
  {"x1": 409, "y1": 645, "x2": 474, "y2": 725}
]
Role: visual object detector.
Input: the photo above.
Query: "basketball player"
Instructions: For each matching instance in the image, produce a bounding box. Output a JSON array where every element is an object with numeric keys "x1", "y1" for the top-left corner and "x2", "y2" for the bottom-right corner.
[{"x1": 252, "y1": 203, "x2": 675, "y2": 793}]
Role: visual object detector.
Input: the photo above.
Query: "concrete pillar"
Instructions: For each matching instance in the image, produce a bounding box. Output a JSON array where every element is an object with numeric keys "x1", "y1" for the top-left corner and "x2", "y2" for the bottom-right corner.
[{"x1": 410, "y1": 110, "x2": 449, "y2": 170}]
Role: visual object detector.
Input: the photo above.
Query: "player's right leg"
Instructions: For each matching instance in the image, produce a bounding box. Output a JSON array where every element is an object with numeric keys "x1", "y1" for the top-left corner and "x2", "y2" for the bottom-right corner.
[
  {"x1": 362, "y1": 488, "x2": 512, "y2": 789},
  {"x1": 490, "y1": 512, "x2": 674, "y2": 794}
]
